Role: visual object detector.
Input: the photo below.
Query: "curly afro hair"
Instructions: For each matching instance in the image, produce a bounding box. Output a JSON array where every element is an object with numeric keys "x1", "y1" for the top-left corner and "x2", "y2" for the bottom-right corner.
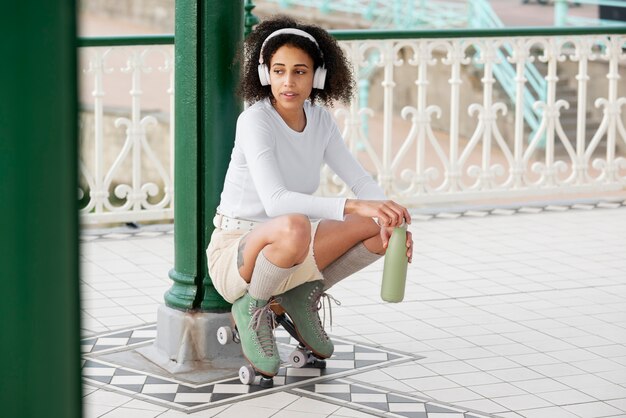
[{"x1": 238, "y1": 15, "x2": 354, "y2": 107}]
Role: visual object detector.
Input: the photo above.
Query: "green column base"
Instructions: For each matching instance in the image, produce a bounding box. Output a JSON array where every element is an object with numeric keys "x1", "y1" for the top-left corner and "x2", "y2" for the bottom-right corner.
[
  {"x1": 200, "y1": 280, "x2": 231, "y2": 311},
  {"x1": 164, "y1": 268, "x2": 198, "y2": 310}
]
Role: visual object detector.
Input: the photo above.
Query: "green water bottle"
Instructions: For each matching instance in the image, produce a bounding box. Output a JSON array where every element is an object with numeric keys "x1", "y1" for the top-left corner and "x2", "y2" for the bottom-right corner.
[{"x1": 381, "y1": 223, "x2": 408, "y2": 303}]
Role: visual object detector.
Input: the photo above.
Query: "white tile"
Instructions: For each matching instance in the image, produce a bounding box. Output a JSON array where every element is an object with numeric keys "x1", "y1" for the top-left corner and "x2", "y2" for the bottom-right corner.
[
  {"x1": 403, "y1": 375, "x2": 459, "y2": 391},
  {"x1": 121, "y1": 399, "x2": 167, "y2": 412},
  {"x1": 100, "y1": 407, "x2": 162, "y2": 418},
  {"x1": 95, "y1": 337, "x2": 129, "y2": 346},
  {"x1": 83, "y1": 390, "x2": 132, "y2": 407},
  {"x1": 271, "y1": 410, "x2": 329, "y2": 418},
  {"x1": 83, "y1": 367, "x2": 116, "y2": 377},
  {"x1": 447, "y1": 371, "x2": 502, "y2": 386},
  {"x1": 284, "y1": 397, "x2": 341, "y2": 414},
  {"x1": 388, "y1": 402, "x2": 426, "y2": 412},
  {"x1": 579, "y1": 384, "x2": 626, "y2": 401},
  {"x1": 173, "y1": 393, "x2": 213, "y2": 403},
  {"x1": 491, "y1": 394, "x2": 552, "y2": 411},
  {"x1": 314, "y1": 384, "x2": 351, "y2": 394},
  {"x1": 454, "y1": 398, "x2": 508, "y2": 414},
  {"x1": 141, "y1": 384, "x2": 178, "y2": 394},
  {"x1": 110, "y1": 376, "x2": 147, "y2": 385},
  {"x1": 563, "y1": 401, "x2": 623, "y2": 417},
  {"x1": 511, "y1": 378, "x2": 570, "y2": 394},
  {"x1": 329, "y1": 407, "x2": 380, "y2": 417},
  {"x1": 239, "y1": 392, "x2": 300, "y2": 409},
  {"x1": 469, "y1": 382, "x2": 527, "y2": 398},
  {"x1": 422, "y1": 387, "x2": 482, "y2": 403},
  {"x1": 515, "y1": 406, "x2": 580, "y2": 418},
  {"x1": 423, "y1": 360, "x2": 479, "y2": 375},
  {"x1": 351, "y1": 393, "x2": 387, "y2": 403},
  {"x1": 83, "y1": 403, "x2": 116, "y2": 418},
  {"x1": 536, "y1": 389, "x2": 596, "y2": 405},
  {"x1": 213, "y1": 404, "x2": 277, "y2": 418}
]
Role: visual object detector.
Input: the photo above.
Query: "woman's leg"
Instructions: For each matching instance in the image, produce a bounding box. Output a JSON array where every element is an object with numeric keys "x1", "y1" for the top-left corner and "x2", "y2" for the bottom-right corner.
[
  {"x1": 231, "y1": 214, "x2": 312, "y2": 376},
  {"x1": 237, "y1": 213, "x2": 311, "y2": 281},
  {"x1": 313, "y1": 214, "x2": 384, "y2": 271},
  {"x1": 273, "y1": 215, "x2": 385, "y2": 359}
]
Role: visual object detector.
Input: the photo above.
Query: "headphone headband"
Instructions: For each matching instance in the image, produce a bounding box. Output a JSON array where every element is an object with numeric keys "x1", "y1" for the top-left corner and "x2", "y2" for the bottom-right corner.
[
  {"x1": 256, "y1": 27, "x2": 327, "y2": 90},
  {"x1": 258, "y1": 28, "x2": 322, "y2": 64}
]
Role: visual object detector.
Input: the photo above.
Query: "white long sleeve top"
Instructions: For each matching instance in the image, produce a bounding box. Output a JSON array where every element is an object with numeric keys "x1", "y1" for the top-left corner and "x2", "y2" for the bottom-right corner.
[{"x1": 217, "y1": 99, "x2": 386, "y2": 222}]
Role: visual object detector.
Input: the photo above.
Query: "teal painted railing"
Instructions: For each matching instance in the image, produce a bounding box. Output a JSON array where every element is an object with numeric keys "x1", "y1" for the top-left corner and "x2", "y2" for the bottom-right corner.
[
  {"x1": 470, "y1": 0, "x2": 546, "y2": 139},
  {"x1": 264, "y1": 0, "x2": 470, "y2": 29},
  {"x1": 556, "y1": 0, "x2": 626, "y2": 27}
]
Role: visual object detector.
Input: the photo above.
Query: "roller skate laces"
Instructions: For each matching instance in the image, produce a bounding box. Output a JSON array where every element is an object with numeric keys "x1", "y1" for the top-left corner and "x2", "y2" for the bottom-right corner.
[
  {"x1": 232, "y1": 293, "x2": 281, "y2": 376},
  {"x1": 278, "y1": 281, "x2": 341, "y2": 359}
]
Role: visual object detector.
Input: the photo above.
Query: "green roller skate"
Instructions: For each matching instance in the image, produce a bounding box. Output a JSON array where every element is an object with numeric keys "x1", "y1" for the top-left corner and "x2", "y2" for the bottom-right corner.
[
  {"x1": 229, "y1": 292, "x2": 280, "y2": 384},
  {"x1": 274, "y1": 280, "x2": 335, "y2": 361}
]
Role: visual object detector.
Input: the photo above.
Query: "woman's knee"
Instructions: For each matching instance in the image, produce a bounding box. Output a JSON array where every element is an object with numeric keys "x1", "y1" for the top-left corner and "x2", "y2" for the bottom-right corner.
[{"x1": 277, "y1": 214, "x2": 311, "y2": 251}]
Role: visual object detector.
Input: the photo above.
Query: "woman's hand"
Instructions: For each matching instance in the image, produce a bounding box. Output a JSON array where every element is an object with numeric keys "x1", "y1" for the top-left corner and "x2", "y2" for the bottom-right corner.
[
  {"x1": 380, "y1": 227, "x2": 413, "y2": 263},
  {"x1": 344, "y1": 199, "x2": 411, "y2": 228}
]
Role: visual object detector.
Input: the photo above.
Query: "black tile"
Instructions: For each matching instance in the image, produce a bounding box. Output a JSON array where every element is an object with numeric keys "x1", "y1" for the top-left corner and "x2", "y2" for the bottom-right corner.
[
  {"x1": 85, "y1": 375, "x2": 112, "y2": 384},
  {"x1": 354, "y1": 346, "x2": 384, "y2": 354},
  {"x1": 329, "y1": 352, "x2": 355, "y2": 360},
  {"x1": 357, "y1": 402, "x2": 389, "y2": 412},
  {"x1": 178, "y1": 401, "x2": 210, "y2": 407},
  {"x1": 176, "y1": 385, "x2": 214, "y2": 394},
  {"x1": 355, "y1": 360, "x2": 383, "y2": 368},
  {"x1": 108, "y1": 331, "x2": 133, "y2": 338},
  {"x1": 321, "y1": 393, "x2": 351, "y2": 402},
  {"x1": 127, "y1": 338, "x2": 153, "y2": 344},
  {"x1": 145, "y1": 376, "x2": 174, "y2": 384},
  {"x1": 210, "y1": 393, "x2": 246, "y2": 402},
  {"x1": 425, "y1": 403, "x2": 458, "y2": 414},
  {"x1": 147, "y1": 393, "x2": 177, "y2": 402},
  {"x1": 396, "y1": 412, "x2": 427, "y2": 418},
  {"x1": 83, "y1": 360, "x2": 109, "y2": 368},
  {"x1": 350, "y1": 385, "x2": 383, "y2": 394},
  {"x1": 113, "y1": 369, "x2": 141, "y2": 376},
  {"x1": 388, "y1": 393, "x2": 422, "y2": 403},
  {"x1": 112, "y1": 384, "x2": 143, "y2": 393}
]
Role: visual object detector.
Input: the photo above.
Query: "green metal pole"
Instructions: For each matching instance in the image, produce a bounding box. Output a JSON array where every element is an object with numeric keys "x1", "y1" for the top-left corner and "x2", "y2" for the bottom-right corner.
[
  {"x1": 554, "y1": 0, "x2": 569, "y2": 27},
  {"x1": 201, "y1": 0, "x2": 244, "y2": 310},
  {"x1": 244, "y1": 0, "x2": 260, "y2": 38},
  {"x1": 165, "y1": 0, "x2": 202, "y2": 310},
  {"x1": 165, "y1": 0, "x2": 244, "y2": 311},
  {"x1": 0, "y1": 1, "x2": 81, "y2": 417}
]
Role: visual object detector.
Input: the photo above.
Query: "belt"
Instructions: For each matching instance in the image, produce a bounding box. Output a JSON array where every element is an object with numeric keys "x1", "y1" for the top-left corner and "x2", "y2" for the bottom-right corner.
[{"x1": 213, "y1": 213, "x2": 260, "y2": 232}]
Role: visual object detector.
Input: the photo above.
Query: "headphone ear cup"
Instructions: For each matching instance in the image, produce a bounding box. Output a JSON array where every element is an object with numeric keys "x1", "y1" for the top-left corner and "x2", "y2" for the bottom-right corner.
[
  {"x1": 313, "y1": 67, "x2": 327, "y2": 90},
  {"x1": 258, "y1": 64, "x2": 270, "y2": 86}
]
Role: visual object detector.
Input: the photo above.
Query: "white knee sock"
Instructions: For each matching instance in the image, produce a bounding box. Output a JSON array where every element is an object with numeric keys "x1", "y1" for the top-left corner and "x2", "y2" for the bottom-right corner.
[
  {"x1": 248, "y1": 251, "x2": 299, "y2": 301},
  {"x1": 321, "y1": 242, "x2": 382, "y2": 290}
]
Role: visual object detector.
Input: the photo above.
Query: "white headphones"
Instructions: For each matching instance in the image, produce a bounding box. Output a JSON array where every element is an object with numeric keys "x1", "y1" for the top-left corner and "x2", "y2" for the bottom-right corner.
[{"x1": 257, "y1": 28, "x2": 327, "y2": 90}]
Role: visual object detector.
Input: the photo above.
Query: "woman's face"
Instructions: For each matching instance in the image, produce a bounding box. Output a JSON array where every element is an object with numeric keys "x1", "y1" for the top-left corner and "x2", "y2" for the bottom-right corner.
[{"x1": 269, "y1": 44, "x2": 314, "y2": 114}]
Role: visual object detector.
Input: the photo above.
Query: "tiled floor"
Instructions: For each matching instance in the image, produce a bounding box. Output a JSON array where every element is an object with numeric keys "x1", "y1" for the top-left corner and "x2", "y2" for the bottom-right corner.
[{"x1": 81, "y1": 200, "x2": 626, "y2": 417}]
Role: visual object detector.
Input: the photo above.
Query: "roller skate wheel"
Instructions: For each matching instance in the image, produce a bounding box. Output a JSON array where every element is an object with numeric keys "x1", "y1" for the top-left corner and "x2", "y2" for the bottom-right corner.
[
  {"x1": 259, "y1": 376, "x2": 274, "y2": 388},
  {"x1": 216, "y1": 326, "x2": 233, "y2": 345},
  {"x1": 238, "y1": 364, "x2": 255, "y2": 385},
  {"x1": 312, "y1": 358, "x2": 327, "y2": 369},
  {"x1": 289, "y1": 348, "x2": 308, "y2": 368}
]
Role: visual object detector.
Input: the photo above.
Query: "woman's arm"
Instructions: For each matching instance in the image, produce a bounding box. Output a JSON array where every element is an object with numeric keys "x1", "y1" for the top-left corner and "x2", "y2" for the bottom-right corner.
[
  {"x1": 237, "y1": 111, "x2": 347, "y2": 220},
  {"x1": 323, "y1": 118, "x2": 410, "y2": 226}
]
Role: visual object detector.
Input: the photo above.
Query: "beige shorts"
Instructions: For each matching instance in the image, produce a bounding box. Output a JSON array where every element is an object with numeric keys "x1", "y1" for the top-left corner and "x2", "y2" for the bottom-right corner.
[{"x1": 206, "y1": 220, "x2": 324, "y2": 304}]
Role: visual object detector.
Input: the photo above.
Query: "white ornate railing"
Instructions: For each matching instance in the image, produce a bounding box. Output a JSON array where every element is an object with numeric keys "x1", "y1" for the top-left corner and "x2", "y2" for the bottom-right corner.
[
  {"x1": 78, "y1": 30, "x2": 625, "y2": 225},
  {"x1": 322, "y1": 31, "x2": 626, "y2": 204},
  {"x1": 79, "y1": 42, "x2": 174, "y2": 224}
]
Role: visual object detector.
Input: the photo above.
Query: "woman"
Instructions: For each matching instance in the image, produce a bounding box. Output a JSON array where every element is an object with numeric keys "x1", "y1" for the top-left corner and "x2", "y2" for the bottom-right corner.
[{"x1": 207, "y1": 15, "x2": 413, "y2": 378}]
